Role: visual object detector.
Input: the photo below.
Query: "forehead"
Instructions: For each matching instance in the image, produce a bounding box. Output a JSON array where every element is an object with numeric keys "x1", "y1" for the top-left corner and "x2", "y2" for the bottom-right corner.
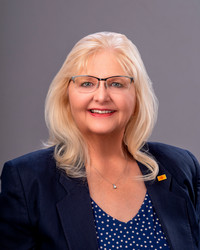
[{"x1": 80, "y1": 50, "x2": 127, "y2": 77}]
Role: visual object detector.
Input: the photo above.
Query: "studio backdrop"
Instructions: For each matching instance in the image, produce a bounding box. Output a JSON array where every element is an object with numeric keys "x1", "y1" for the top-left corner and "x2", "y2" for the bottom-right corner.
[{"x1": 0, "y1": 0, "x2": 200, "y2": 174}]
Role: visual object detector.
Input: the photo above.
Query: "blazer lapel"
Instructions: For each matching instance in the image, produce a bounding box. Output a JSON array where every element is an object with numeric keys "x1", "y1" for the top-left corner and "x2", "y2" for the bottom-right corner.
[
  {"x1": 56, "y1": 162, "x2": 196, "y2": 250},
  {"x1": 138, "y1": 162, "x2": 195, "y2": 250},
  {"x1": 56, "y1": 173, "x2": 98, "y2": 250}
]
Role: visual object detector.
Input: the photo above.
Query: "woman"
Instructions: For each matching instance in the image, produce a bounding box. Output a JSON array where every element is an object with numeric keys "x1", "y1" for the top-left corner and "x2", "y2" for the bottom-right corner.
[{"x1": 0, "y1": 32, "x2": 199, "y2": 250}]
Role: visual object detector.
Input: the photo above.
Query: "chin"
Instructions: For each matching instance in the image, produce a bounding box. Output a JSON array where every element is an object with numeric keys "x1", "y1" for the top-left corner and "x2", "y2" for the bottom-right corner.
[{"x1": 87, "y1": 127, "x2": 123, "y2": 136}]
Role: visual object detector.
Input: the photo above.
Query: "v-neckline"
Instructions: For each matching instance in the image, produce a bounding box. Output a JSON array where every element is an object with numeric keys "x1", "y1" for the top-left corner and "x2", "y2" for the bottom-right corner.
[{"x1": 91, "y1": 192, "x2": 148, "y2": 224}]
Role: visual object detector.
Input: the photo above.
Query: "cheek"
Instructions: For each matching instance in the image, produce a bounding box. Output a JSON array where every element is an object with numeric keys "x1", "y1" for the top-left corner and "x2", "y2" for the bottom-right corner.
[
  {"x1": 124, "y1": 91, "x2": 136, "y2": 117},
  {"x1": 68, "y1": 89, "x2": 89, "y2": 118},
  {"x1": 68, "y1": 96, "x2": 83, "y2": 129},
  {"x1": 125, "y1": 101, "x2": 136, "y2": 123},
  {"x1": 68, "y1": 89, "x2": 80, "y2": 118}
]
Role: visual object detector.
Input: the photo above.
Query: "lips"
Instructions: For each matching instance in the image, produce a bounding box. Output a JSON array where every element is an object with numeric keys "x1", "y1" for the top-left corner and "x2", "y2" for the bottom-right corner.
[
  {"x1": 89, "y1": 109, "x2": 116, "y2": 117},
  {"x1": 90, "y1": 109, "x2": 115, "y2": 114}
]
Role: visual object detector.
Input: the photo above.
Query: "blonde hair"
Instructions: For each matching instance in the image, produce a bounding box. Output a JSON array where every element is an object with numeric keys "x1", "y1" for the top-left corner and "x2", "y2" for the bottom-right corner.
[{"x1": 45, "y1": 32, "x2": 159, "y2": 180}]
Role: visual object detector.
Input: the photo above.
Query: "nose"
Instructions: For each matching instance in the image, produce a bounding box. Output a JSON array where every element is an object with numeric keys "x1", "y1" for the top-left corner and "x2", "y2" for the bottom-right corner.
[{"x1": 93, "y1": 80, "x2": 111, "y2": 103}]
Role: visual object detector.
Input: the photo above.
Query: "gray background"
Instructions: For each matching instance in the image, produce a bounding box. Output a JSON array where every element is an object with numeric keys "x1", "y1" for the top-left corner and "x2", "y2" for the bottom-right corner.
[{"x1": 1, "y1": 0, "x2": 200, "y2": 174}]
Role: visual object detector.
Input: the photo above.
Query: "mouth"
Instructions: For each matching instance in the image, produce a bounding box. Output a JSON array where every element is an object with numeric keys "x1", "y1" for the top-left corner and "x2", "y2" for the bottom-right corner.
[
  {"x1": 90, "y1": 109, "x2": 115, "y2": 114},
  {"x1": 89, "y1": 109, "x2": 116, "y2": 117}
]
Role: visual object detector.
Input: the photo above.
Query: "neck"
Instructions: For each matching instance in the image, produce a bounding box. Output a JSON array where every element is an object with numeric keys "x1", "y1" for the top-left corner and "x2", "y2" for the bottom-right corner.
[
  {"x1": 84, "y1": 132, "x2": 129, "y2": 177},
  {"x1": 87, "y1": 132, "x2": 125, "y2": 156}
]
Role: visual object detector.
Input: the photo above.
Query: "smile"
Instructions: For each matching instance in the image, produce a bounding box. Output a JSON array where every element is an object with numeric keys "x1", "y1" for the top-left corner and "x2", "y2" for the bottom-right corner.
[{"x1": 90, "y1": 109, "x2": 115, "y2": 114}]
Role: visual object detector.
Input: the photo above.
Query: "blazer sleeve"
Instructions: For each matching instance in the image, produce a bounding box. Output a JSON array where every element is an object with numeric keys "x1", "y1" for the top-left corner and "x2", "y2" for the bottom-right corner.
[
  {"x1": 0, "y1": 161, "x2": 36, "y2": 249},
  {"x1": 186, "y1": 150, "x2": 200, "y2": 249}
]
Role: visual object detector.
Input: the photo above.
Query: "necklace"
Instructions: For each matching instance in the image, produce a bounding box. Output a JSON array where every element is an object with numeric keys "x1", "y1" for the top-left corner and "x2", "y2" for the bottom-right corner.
[{"x1": 92, "y1": 159, "x2": 128, "y2": 190}]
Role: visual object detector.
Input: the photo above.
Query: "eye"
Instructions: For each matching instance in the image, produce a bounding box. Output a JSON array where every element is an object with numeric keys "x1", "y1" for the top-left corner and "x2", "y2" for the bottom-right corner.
[
  {"x1": 109, "y1": 82, "x2": 124, "y2": 88},
  {"x1": 80, "y1": 81, "x2": 94, "y2": 88}
]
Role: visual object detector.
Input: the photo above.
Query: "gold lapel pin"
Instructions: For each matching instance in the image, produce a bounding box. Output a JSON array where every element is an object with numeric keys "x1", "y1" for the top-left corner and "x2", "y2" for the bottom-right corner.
[{"x1": 157, "y1": 174, "x2": 167, "y2": 181}]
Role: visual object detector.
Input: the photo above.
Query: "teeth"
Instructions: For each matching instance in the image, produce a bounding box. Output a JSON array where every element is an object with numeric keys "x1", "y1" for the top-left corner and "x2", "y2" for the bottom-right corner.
[{"x1": 91, "y1": 109, "x2": 114, "y2": 114}]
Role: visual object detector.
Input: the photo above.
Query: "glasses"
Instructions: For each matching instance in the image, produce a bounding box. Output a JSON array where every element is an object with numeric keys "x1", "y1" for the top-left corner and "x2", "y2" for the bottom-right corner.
[{"x1": 70, "y1": 75, "x2": 134, "y2": 93}]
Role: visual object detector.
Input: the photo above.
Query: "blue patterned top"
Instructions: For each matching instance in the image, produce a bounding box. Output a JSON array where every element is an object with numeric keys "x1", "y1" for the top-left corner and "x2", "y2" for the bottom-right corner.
[{"x1": 91, "y1": 192, "x2": 170, "y2": 249}]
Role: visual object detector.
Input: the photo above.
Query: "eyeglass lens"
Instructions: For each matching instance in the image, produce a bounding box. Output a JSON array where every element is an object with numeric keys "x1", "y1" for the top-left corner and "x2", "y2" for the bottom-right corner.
[{"x1": 72, "y1": 76, "x2": 132, "y2": 93}]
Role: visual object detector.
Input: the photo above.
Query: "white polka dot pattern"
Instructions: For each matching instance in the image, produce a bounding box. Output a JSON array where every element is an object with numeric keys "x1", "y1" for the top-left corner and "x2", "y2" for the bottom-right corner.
[{"x1": 91, "y1": 193, "x2": 170, "y2": 249}]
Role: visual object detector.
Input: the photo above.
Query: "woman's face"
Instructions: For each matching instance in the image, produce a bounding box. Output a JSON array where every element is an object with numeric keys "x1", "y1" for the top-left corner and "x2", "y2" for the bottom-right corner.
[{"x1": 68, "y1": 50, "x2": 136, "y2": 138}]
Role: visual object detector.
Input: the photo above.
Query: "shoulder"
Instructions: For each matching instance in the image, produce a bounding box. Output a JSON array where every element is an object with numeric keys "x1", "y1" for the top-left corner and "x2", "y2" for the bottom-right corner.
[
  {"x1": 8, "y1": 146, "x2": 55, "y2": 165},
  {"x1": 146, "y1": 141, "x2": 198, "y2": 165},
  {"x1": 1, "y1": 147, "x2": 57, "y2": 185},
  {"x1": 1, "y1": 146, "x2": 66, "y2": 207},
  {"x1": 145, "y1": 142, "x2": 200, "y2": 182},
  {"x1": 4, "y1": 146, "x2": 55, "y2": 169},
  {"x1": 146, "y1": 141, "x2": 193, "y2": 160}
]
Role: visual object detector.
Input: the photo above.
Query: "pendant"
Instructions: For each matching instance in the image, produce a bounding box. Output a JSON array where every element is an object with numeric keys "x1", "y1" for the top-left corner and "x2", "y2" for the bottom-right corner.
[{"x1": 113, "y1": 184, "x2": 117, "y2": 189}]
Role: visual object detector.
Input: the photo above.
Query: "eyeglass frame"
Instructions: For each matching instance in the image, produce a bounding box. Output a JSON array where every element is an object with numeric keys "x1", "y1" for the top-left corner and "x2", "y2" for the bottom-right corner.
[{"x1": 70, "y1": 75, "x2": 134, "y2": 92}]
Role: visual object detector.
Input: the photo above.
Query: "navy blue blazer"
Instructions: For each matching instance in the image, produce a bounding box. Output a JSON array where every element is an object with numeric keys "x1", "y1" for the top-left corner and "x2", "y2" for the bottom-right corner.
[{"x1": 0, "y1": 142, "x2": 199, "y2": 250}]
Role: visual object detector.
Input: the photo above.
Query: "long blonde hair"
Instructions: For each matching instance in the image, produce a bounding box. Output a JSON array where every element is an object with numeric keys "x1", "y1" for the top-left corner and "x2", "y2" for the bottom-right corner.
[{"x1": 45, "y1": 32, "x2": 159, "y2": 180}]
